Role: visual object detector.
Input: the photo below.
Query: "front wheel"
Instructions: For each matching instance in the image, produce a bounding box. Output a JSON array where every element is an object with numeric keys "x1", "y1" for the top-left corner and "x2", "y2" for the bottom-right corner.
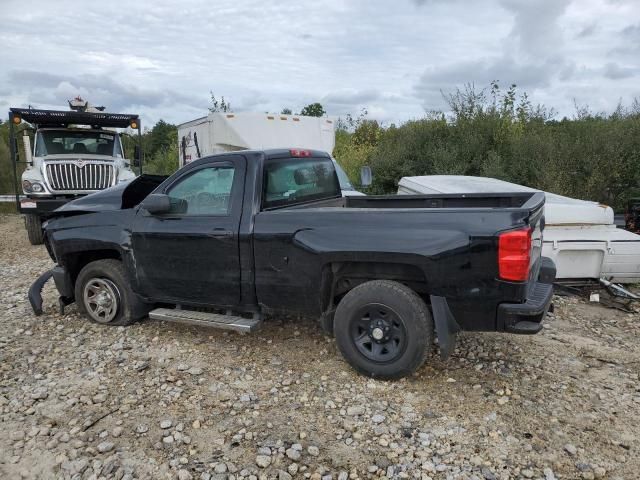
[
  {"x1": 333, "y1": 280, "x2": 434, "y2": 380},
  {"x1": 25, "y1": 214, "x2": 44, "y2": 245},
  {"x1": 75, "y1": 259, "x2": 149, "y2": 326}
]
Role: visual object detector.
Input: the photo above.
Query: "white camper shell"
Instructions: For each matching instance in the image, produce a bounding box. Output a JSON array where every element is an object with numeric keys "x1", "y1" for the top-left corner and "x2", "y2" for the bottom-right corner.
[
  {"x1": 177, "y1": 113, "x2": 360, "y2": 195},
  {"x1": 398, "y1": 175, "x2": 640, "y2": 283}
]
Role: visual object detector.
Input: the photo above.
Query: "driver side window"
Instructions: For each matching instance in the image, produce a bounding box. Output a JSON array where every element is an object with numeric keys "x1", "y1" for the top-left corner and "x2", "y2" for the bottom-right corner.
[{"x1": 167, "y1": 165, "x2": 235, "y2": 215}]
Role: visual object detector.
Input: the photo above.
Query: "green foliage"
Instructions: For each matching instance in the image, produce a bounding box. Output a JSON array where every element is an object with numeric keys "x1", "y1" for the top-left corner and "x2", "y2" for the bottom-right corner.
[
  {"x1": 299, "y1": 103, "x2": 326, "y2": 117},
  {"x1": 121, "y1": 119, "x2": 179, "y2": 175},
  {"x1": 144, "y1": 141, "x2": 179, "y2": 175},
  {"x1": 333, "y1": 109, "x2": 382, "y2": 188},
  {"x1": 0, "y1": 119, "x2": 29, "y2": 194},
  {"x1": 209, "y1": 92, "x2": 232, "y2": 113},
  {"x1": 281, "y1": 108, "x2": 292, "y2": 115},
  {"x1": 366, "y1": 83, "x2": 640, "y2": 209},
  {"x1": 140, "y1": 120, "x2": 179, "y2": 175}
]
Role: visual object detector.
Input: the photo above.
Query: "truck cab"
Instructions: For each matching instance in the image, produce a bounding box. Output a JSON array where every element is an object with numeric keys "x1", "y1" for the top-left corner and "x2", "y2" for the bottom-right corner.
[{"x1": 24, "y1": 127, "x2": 135, "y2": 194}]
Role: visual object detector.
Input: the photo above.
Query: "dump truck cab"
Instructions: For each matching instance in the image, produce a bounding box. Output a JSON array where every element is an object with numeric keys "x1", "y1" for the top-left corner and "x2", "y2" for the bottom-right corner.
[{"x1": 8, "y1": 105, "x2": 143, "y2": 245}]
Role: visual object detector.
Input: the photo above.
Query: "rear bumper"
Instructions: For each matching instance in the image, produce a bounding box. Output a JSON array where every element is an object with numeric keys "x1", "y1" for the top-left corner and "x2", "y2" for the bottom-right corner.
[{"x1": 497, "y1": 256, "x2": 556, "y2": 334}]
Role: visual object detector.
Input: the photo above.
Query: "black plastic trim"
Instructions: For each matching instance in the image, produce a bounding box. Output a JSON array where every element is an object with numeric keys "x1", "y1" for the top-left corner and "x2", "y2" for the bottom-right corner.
[
  {"x1": 28, "y1": 270, "x2": 53, "y2": 315},
  {"x1": 430, "y1": 295, "x2": 461, "y2": 359},
  {"x1": 52, "y1": 265, "x2": 74, "y2": 299},
  {"x1": 498, "y1": 281, "x2": 554, "y2": 334}
]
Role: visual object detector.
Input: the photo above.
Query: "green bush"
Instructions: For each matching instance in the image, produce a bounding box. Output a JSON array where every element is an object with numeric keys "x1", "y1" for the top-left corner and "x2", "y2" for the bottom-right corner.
[{"x1": 366, "y1": 84, "x2": 640, "y2": 210}]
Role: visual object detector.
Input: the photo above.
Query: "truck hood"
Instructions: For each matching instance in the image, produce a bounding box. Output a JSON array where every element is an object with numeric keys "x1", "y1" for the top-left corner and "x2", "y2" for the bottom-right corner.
[{"x1": 53, "y1": 174, "x2": 167, "y2": 215}]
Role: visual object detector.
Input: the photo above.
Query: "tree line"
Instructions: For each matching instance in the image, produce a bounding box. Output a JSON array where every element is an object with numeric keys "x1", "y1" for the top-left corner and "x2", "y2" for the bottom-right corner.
[
  {"x1": 2, "y1": 84, "x2": 639, "y2": 211},
  {"x1": 335, "y1": 83, "x2": 640, "y2": 211}
]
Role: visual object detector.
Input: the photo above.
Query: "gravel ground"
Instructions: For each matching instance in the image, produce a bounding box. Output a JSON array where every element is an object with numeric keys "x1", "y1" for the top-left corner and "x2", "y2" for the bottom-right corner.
[{"x1": 1, "y1": 214, "x2": 639, "y2": 480}]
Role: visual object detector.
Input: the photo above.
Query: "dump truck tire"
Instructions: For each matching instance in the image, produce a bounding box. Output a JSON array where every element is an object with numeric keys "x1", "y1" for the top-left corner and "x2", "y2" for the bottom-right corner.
[{"x1": 25, "y1": 214, "x2": 44, "y2": 245}]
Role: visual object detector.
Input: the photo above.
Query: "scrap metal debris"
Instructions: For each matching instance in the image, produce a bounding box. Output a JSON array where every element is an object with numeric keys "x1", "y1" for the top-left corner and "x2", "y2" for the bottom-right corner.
[{"x1": 554, "y1": 278, "x2": 639, "y2": 313}]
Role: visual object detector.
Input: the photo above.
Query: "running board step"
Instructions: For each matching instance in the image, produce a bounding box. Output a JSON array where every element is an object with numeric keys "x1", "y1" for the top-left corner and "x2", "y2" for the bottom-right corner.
[{"x1": 149, "y1": 308, "x2": 261, "y2": 333}]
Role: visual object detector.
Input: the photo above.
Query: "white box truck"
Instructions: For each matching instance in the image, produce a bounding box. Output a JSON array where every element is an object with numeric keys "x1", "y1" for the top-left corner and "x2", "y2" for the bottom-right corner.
[{"x1": 177, "y1": 112, "x2": 361, "y2": 195}]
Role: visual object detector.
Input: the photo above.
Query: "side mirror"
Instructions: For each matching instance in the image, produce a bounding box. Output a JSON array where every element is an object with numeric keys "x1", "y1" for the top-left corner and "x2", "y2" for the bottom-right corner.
[
  {"x1": 360, "y1": 165, "x2": 372, "y2": 187},
  {"x1": 23, "y1": 133, "x2": 33, "y2": 165},
  {"x1": 140, "y1": 194, "x2": 171, "y2": 215},
  {"x1": 133, "y1": 145, "x2": 142, "y2": 167}
]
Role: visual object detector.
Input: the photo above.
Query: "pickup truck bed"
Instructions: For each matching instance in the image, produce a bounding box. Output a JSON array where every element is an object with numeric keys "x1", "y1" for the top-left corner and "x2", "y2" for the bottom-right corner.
[
  {"x1": 253, "y1": 191, "x2": 548, "y2": 332},
  {"x1": 32, "y1": 149, "x2": 555, "y2": 379}
]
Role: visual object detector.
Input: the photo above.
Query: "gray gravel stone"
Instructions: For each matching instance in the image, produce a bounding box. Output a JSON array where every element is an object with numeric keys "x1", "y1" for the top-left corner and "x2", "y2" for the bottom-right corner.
[
  {"x1": 177, "y1": 469, "x2": 193, "y2": 480},
  {"x1": 135, "y1": 424, "x2": 149, "y2": 434},
  {"x1": 96, "y1": 441, "x2": 114, "y2": 453},
  {"x1": 371, "y1": 414, "x2": 386, "y2": 424},
  {"x1": 286, "y1": 448, "x2": 301, "y2": 460},
  {"x1": 346, "y1": 406, "x2": 365, "y2": 416}
]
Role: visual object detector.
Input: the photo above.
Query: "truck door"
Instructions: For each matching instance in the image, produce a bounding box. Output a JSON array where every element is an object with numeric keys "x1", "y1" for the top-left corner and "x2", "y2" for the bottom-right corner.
[{"x1": 131, "y1": 155, "x2": 246, "y2": 306}]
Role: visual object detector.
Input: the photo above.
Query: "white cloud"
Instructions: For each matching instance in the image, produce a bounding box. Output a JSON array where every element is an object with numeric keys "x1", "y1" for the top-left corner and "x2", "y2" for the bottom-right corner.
[{"x1": 0, "y1": 0, "x2": 639, "y2": 126}]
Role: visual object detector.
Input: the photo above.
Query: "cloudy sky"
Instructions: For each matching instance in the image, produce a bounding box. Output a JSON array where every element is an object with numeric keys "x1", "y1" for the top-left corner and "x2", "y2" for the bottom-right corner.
[{"x1": 1, "y1": 0, "x2": 638, "y2": 126}]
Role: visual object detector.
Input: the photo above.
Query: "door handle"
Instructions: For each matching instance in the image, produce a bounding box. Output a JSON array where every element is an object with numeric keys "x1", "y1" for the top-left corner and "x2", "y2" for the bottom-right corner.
[{"x1": 211, "y1": 229, "x2": 234, "y2": 237}]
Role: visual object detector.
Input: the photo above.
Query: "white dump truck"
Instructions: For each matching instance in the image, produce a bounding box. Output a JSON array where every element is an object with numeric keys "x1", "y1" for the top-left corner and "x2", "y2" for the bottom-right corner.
[
  {"x1": 398, "y1": 175, "x2": 640, "y2": 284},
  {"x1": 9, "y1": 99, "x2": 143, "y2": 244},
  {"x1": 177, "y1": 112, "x2": 361, "y2": 195}
]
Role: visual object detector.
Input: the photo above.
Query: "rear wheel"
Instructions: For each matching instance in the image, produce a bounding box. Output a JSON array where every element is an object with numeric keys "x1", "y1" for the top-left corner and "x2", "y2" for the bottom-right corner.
[
  {"x1": 334, "y1": 280, "x2": 433, "y2": 380},
  {"x1": 75, "y1": 259, "x2": 149, "y2": 326},
  {"x1": 25, "y1": 214, "x2": 44, "y2": 245}
]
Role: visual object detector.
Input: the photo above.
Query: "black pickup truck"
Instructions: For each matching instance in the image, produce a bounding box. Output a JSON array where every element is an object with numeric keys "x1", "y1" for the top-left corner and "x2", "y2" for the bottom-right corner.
[{"x1": 31, "y1": 149, "x2": 555, "y2": 379}]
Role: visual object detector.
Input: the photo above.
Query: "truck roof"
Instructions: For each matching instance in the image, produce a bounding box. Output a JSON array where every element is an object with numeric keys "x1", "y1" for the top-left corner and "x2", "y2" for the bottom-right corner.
[{"x1": 9, "y1": 107, "x2": 139, "y2": 129}]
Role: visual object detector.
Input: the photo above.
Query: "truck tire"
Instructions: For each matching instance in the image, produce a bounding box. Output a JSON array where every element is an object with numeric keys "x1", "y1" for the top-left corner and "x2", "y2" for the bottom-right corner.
[
  {"x1": 25, "y1": 214, "x2": 44, "y2": 245},
  {"x1": 333, "y1": 280, "x2": 434, "y2": 380},
  {"x1": 75, "y1": 259, "x2": 149, "y2": 326}
]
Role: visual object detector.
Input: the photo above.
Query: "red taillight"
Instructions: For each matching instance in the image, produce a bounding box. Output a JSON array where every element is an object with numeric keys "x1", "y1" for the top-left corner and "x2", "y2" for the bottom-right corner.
[
  {"x1": 290, "y1": 149, "x2": 312, "y2": 157},
  {"x1": 498, "y1": 227, "x2": 532, "y2": 281}
]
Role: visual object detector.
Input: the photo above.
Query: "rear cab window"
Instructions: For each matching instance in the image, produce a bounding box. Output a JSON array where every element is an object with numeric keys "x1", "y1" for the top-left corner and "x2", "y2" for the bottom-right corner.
[{"x1": 262, "y1": 155, "x2": 341, "y2": 210}]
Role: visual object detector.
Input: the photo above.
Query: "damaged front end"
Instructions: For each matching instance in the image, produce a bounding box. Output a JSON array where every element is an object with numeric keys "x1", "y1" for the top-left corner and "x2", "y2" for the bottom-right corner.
[{"x1": 27, "y1": 174, "x2": 167, "y2": 316}]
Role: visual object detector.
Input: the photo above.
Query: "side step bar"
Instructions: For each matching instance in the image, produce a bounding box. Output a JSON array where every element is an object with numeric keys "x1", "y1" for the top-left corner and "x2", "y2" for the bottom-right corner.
[{"x1": 148, "y1": 308, "x2": 262, "y2": 333}]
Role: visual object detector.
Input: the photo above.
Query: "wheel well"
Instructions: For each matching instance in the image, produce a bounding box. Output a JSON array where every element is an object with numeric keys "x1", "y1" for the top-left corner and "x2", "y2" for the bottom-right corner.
[
  {"x1": 65, "y1": 250, "x2": 122, "y2": 285},
  {"x1": 321, "y1": 261, "x2": 428, "y2": 314}
]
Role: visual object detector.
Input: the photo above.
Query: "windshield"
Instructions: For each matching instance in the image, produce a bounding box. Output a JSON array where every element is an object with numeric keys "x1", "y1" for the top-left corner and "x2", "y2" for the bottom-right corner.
[
  {"x1": 332, "y1": 159, "x2": 354, "y2": 190},
  {"x1": 35, "y1": 130, "x2": 122, "y2": 157}
]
